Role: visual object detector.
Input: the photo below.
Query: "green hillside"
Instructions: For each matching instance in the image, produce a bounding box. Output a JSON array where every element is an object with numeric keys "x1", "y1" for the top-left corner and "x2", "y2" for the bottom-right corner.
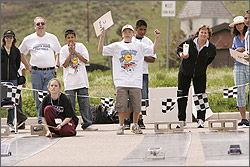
[{"x1": 1, "y1": 1, "x2": 249, "y2": 70}]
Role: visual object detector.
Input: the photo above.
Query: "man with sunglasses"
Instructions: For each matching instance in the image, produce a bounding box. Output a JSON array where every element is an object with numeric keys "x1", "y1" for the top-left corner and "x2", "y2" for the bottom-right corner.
[{"x1": 19, "y1": 16, "x2": 61, "y2": 127}]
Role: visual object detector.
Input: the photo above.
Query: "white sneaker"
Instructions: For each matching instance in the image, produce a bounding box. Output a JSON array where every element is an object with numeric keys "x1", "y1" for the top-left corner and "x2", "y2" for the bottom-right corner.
[
  {"x1": 197, "y1": 119, "x2": 204, "y2": 128},
  {"x1": 84, "y1": 125, "x2": 98, "y2": 131},
  {"x1": 176, "y1": 121, "x2": 186, "y2": 128},
  {"x1": 117, "y1": 125, "x2": 125, "y2": 135},
  {"x1": 131, "y1": 124, "x2": 143, "y2": 134}
]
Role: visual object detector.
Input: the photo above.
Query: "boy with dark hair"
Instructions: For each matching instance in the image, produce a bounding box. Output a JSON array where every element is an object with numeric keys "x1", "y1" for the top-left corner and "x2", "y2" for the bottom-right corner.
[
  {"x1": 60, "y1": 29, "x2": 98, "y2": 131},
  {"x1": 124, "y1": 20, "x2": 157, "y2": 130},
  {"x1": 98, "y1": 25, "x2": 160, "y2": 135}
]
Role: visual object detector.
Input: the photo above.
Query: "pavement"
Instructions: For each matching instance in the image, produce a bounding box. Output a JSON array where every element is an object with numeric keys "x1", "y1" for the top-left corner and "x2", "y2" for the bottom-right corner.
[{"x1": 1, "y1": 116, "x2": 249, "y2": 166}]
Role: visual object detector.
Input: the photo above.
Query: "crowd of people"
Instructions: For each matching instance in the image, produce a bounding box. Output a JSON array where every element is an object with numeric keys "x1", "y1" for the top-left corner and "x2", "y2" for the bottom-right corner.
[{"x1": 1, "y1": 10, "x2": 249, "y2": 137}]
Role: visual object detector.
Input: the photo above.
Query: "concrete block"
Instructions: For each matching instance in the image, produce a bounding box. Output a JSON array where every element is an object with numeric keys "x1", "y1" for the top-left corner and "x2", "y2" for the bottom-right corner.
[
  {"x1": 30, "y1": 124, "x2": 46, "y2": 136},
  {"x1": 1, "y1": 126, "x2": 10, "y2": 136},
  {"x1": 208, "y1": 119, "x2": 237, "y2": 131},
  {"x1": 154, "y1": 121, "x2": 184, "y2": 133}
]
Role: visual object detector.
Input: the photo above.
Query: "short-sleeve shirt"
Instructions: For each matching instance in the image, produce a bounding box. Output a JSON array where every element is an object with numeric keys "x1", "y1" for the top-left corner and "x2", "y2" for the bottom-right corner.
[
  {"x1": 232, "y1": 35, "x2": 246, "y2": 66},
  {"x1": 60, "y1": 42, "x2": 89, "y2": 90},
  {"x1": 41, "y1": 93, "x2": 78, "y2": 126},
  {"x1": 132, "y1": 36, "x2": 157, "y2": 74},
  {"x1": 102, "y1": 40, "x2": 153, "y2": 88},
  {"x1": 19, "y1": 32, "x2": 61, "y2": 68}
]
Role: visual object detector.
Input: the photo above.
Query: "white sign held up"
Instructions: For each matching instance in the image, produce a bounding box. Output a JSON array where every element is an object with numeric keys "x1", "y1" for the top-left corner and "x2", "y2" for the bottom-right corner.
[
  {"x1": 229, "y1": 48, "x2": 249, "y2": 66},
  {"x1": 93, "y1": 11, "x2": 114, "y2": 37}
]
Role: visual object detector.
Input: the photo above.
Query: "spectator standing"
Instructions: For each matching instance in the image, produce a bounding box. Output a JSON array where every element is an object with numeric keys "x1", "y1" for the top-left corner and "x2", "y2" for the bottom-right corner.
[
  {"x1": 176, "y1": 25, "x2": 216, "y2": 128},
  {"x1": 60, "y1": 29, "x2": 97, "y2": 131},
  {"x1": 98, "y1": 25, "x2": 160, "y2": 135},
  {"x1": 1, "y1": 30, "x2": 21, "y2": 131},
  {"x1": 229, "y1": 16, "x2": 249, "y2": 126},
  {"x1": 19, "y1": 16, "x2": 61, "y2": 127}
]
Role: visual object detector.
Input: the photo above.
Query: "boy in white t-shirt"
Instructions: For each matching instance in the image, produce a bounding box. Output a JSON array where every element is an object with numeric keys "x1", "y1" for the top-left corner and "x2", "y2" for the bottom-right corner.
[
  {"x1": 60, "y1": 29, "x2": 97, "y2": 131},
  {"x1": 98, "y1": 24, "x2": 160, "y2": 135}
]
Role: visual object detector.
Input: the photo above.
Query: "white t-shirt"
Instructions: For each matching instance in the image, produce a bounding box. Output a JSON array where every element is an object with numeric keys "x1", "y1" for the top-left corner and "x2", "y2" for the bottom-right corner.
[
  {"x1": 103, "y1": 40, "x2": 154, "y2": 88},
  {"x1": 132, "y1": 36, "x2": 157, "y2": 74},
  {"x1": 60, "y1": 42, "x2": 89, "y2": 90},
  {"x1": 18, "y1": 62, "x2": 25, "y2": 76},
  {"x1": 19, "y1": 32, "x2": 61, "y2": 68}
]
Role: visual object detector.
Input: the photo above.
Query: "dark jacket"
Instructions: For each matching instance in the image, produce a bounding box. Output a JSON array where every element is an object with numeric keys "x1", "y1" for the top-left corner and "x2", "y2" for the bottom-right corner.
[
  {"x1": 1, "y1": 46, "x2": 21, "y2": 80},
  {"x1": 177, "y1": 37, "x2": 216, "y2": 78}
]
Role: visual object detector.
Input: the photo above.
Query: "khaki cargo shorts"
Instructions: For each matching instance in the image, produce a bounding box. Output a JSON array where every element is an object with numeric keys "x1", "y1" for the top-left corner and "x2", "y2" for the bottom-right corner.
[{"x1": 115, "y1": 87, "x2": 141, "y2": 113}]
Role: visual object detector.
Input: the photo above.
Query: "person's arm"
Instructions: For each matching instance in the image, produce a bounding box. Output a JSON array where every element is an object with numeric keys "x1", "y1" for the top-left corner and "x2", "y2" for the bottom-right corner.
[
  {"x1": 55, "y1": 117, "x2": 72, "y2": 131},
  {"x1": 42, "y1": 117, "x2": 52, "y2": 137},
  {"x1": 71, "y1": 47, "x2": 87, "y2": 64},
  {"x1": 21, "y1": 68, "x2": 26, "y2": 88},
  {"x1": 98, "y1": 29, "x2": 106, "y2": 53},
  {"x1": 144, "y1": 56, "x2": 155, "y2": 63},
  {"x1": 21, "y1": 53, "x2": 32, "y2": 72},
  {"x1": 55, "y1": 53, "x2": 60, "y2": 72},
  {"x1": 153, "y1": 29, "x2": 161, "y2": 54}
]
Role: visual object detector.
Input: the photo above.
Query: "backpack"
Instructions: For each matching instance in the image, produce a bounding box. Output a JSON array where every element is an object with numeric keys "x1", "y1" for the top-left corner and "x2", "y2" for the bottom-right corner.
[{"x1": 91, "y1": 105, "x2": 118, "y2": 124}]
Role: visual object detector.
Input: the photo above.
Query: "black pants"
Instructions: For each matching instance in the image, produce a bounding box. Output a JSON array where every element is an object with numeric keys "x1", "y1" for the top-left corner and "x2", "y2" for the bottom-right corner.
[
  {"x1": 16, "y1": 96, "x2": 27, "y2": 124},
  {"x1": 177, "y1": 72, "x2": 206, "y2": 121}
]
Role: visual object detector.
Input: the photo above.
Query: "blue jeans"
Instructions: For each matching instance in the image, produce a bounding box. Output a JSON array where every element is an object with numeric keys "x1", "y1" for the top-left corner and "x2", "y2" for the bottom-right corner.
[
  {"x1": 1, "y1": 79, "x2": 18, "y2": 125},
  {"x1": 30, "y1": 69, "x2": 55, "y2": 124},
  {"x1": 141, "y1": 74, "x2": 149, "y2": 107},
  {"x1": 65, "y1": 87, "x2": 92, "y2": 129}
]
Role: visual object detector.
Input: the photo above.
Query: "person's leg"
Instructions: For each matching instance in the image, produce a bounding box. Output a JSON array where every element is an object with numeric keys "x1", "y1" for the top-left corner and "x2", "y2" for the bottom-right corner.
[
  {"x1": 139, "y1": 74, "x2": 148, "y2": 128},
  {"x1": 16, "y1": 95, "x2": 27, "y2": 129},
  {"x1": 193, "y1": 74, "x2": 206, "y2": 127},
  {"x1": 59, "y1": 119, "x2": 76, "y2": 137},
  {"x1": 235, "y1": 65, "x2": 249, "y2": 126},
  {"x1": 77, "y1": 88, "x2": 94, "y2": 129},
  {"x1": 43, "y1": 105, "x2": 58, "y2": 134},
  {"x1": 177, "y1": 72, "x2": 191, "y2": 121},
  {"x1": 30, "y1": 69, "x2": 44, "y2": 124},
  {"x1": 6, "y1": 80, "x2": 18, "y2": 126},
  {"x1": 115, "y1": 87, "x2": 128, "y2": 125}
]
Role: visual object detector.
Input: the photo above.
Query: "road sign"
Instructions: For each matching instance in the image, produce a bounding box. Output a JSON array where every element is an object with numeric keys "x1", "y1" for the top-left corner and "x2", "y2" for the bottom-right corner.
[{"x1": 161, "y1": 1, "x2": 176, "y2": 17}]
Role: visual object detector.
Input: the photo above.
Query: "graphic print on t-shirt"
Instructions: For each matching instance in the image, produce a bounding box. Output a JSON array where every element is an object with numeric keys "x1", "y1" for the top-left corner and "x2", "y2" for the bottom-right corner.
[
  {"x1": 33, "y1": 44, "x2": 50, "y2": 50},
  {"x1": 120, "y1": 50, "x2": 137, "y2": 72}
]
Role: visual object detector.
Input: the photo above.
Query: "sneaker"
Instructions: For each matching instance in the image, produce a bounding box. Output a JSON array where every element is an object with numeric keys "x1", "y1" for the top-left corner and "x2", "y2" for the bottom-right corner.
[
  {"x1": 124, "y1": 118, "x2": 131, "y2": 130},
  {"x1": 117, "y1": 125, "x2": 125, "y2": 135},
  {"x1": 83, "y1": 125, "x2": 98, "y2": 131},
  {"x1": 238, "y1": 119, "x2": 249, "y2": 126},
  {"x1": 131, "y1": 124, "x2": 143, "y2": 134},
  {"x1": 7, "y1": 123, "x2": 15, "y2": 133},
  {"x1": 176, "y1": 121, "x2": 186, "y2": 128},
  {"x1": 17, "y1": 120, "x2": 26, "y2": 129},
  {"x1": 197, "y1": 119, "x2": 204, "y2": 128},
  {"x1": 138, "y1": 118, "x2": 146, "y2": 129}
]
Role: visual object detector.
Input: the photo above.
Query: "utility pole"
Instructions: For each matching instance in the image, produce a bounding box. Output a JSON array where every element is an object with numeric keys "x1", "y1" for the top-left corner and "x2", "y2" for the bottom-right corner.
[{"x1": 86, "y1": 1, "x2": 89, "y2": 43}]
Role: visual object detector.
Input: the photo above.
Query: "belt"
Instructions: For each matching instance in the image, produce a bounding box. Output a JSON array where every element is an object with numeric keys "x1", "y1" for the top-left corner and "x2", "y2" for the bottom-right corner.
[{"x1": 32, "y1": 66, "x2": 55, "y2": 71}]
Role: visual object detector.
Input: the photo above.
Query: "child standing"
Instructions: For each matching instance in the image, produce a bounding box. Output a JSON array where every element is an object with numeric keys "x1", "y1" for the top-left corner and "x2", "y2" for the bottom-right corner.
[
  {"x1": 98, "y1": 25, "x2": 160, "y2": 135},
  {"x1": 60, "y1": 29, "x2": 98, "y2": 131}
]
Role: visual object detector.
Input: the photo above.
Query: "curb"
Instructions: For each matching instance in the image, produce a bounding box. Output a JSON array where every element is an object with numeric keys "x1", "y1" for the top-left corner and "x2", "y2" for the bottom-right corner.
[{"x1": 1, "y1": 112, "x2": 248, "y2": 125}]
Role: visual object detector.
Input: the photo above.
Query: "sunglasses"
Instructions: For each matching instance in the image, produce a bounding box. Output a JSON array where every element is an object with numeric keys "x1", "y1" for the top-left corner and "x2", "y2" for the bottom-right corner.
[
  {"x1": 36, "y1": 22, "x2": 45, "y2": 26},
  {"x1": 5, "y1": 36, "x2": 13, "y2": 39}
]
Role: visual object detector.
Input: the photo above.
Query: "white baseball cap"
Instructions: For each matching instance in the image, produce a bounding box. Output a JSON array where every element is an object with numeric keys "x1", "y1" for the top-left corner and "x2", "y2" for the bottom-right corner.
[
  {"x1": 121, "y1": 24, "x2": 134, "y2": 32},
  {"x1": 229, "y1": 16, "x2": 244, "y2": 27}
]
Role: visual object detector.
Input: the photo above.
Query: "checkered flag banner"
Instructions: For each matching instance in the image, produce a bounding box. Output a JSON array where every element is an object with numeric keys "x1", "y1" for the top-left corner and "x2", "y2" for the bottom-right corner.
[
  {"x1": 193, "y1": 93, "x2": 210, "y2": 112},
  {"x1": 141, "y1": 99, "x2": 147, "y2": 115},
  {"x1": 162, "y1": 98, "x2": 177, "y2": 113},
  {"x1": 223, "y1": 86, "x2": 238, "y2": 98},
  {"x1": 6, "y1": 85, "x2": 22, "y2": 105},
  {"x1": 101, "y1": 97, "x2": 114, "y2": 108},
  {"x1": 38, "y1": 90, "x2": 48, "y2": 102}
]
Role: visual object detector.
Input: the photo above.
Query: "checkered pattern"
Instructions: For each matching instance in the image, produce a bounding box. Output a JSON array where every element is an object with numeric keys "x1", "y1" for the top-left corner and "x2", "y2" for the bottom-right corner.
[
  {"x1": 101, "y1": 97, "x2": 114, "y2": 108},
  {"x1": 38, "y1": 90, "x2": 48, "y2": 102},
  {"x1": 162, "y1": 98, "x2": 177, "y2": 113},
  {"x1": 6, "y1": 85, "x2": 22, "y2": 105},
  {"x1": 141, "y1": 99, "x2": 147, "y2": 115},
  {"x1": 223, "y1": 86, "x2": 238, "y2": 98},
  {"x1": 193, "y1": 93, "x2": 210, "y2": 112}
]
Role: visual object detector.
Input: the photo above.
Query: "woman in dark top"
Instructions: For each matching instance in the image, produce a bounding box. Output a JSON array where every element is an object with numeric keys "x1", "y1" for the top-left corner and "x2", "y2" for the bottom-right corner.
[
  {"x1": 176, "y1": 24, "x2": 216, "y2": 128},
  {"x1": 1, "y1": 30, "x2": 21, "y2": 128},
  {"x1": 41, "y1": 78, "x2": 79, "y2": 137}
]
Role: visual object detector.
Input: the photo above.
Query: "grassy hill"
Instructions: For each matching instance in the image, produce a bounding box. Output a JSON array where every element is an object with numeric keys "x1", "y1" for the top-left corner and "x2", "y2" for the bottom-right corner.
[{"x1": 1, "y1": 1, "x2": 248, "y2": 70}]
